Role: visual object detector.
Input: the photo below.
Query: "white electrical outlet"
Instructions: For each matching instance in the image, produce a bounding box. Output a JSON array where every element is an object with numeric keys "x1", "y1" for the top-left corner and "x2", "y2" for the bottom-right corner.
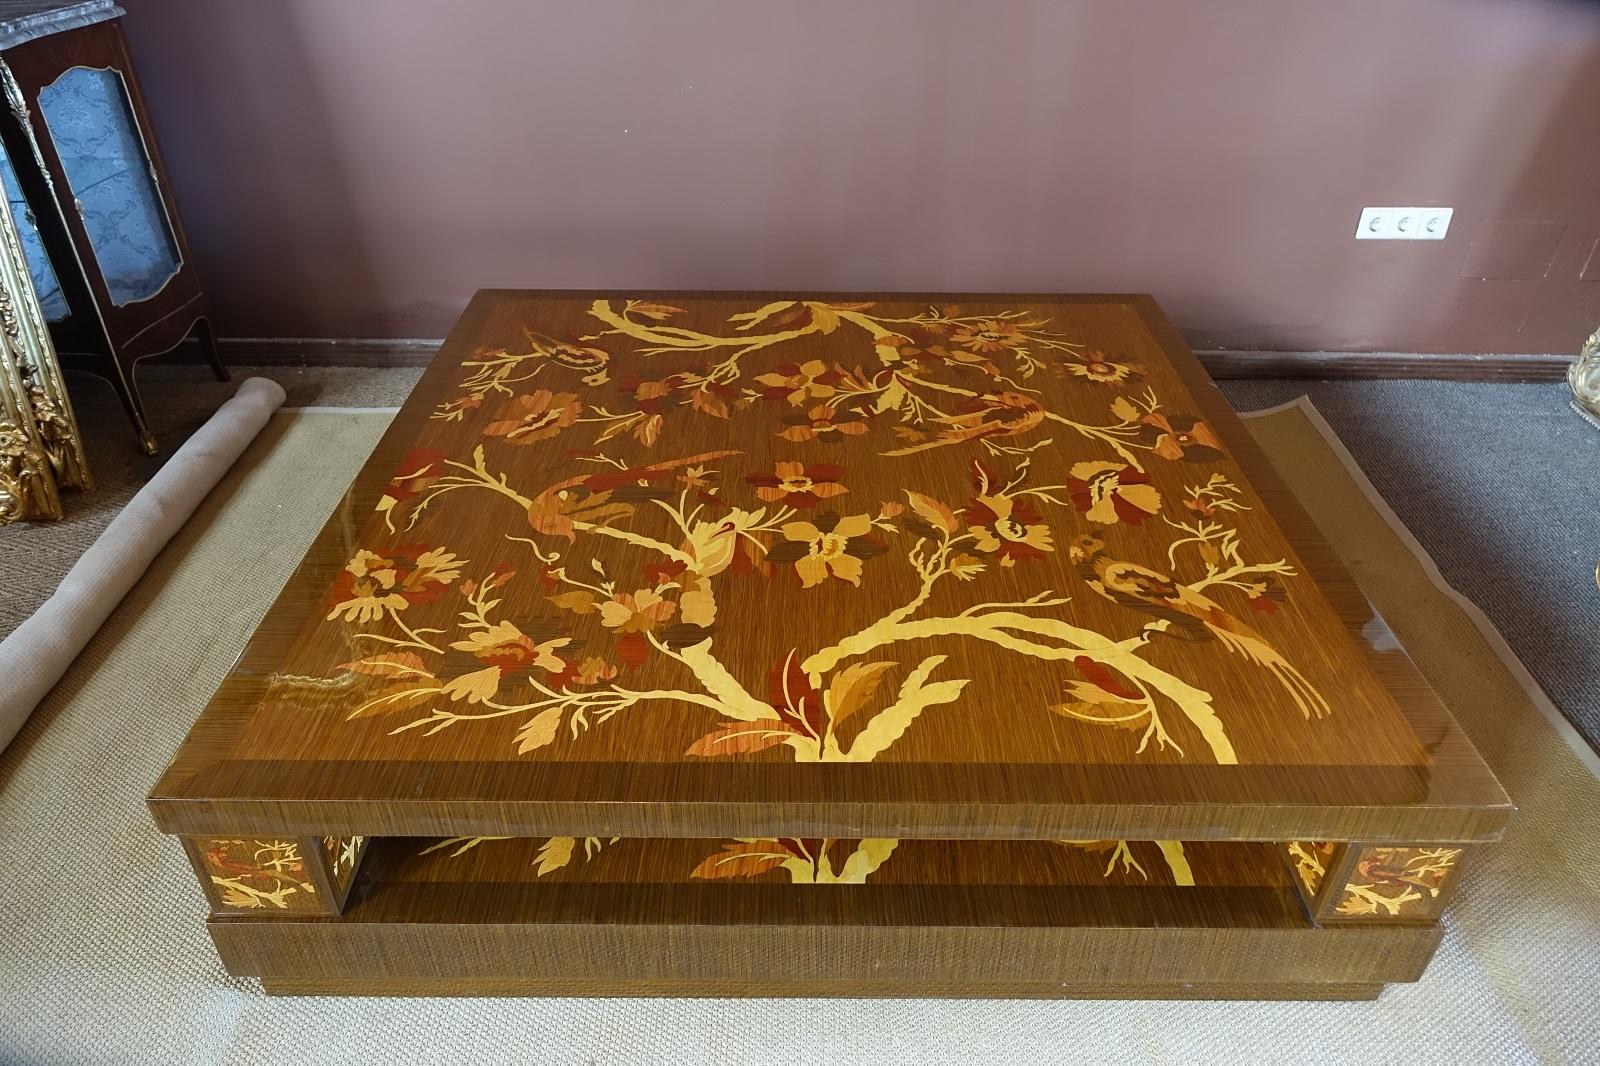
[
  {"x1": 1417, "y1": 207, "x2": 1453, "y2": 240},
  {"x1": 1355, "y1": 206, "x2": 1452, "y2": 240},
  {"x1": 1356, "y1": 207, "x2": 1396, "y2": 239}
]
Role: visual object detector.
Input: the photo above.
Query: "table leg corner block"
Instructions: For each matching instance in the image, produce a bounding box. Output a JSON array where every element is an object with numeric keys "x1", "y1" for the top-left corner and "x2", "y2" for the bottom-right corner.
[
  {"x1": 1285, "y1": 841, "x2": 1467, "y2": 925},
  {"x1": 181, "y1": 834, "x2": 368, "y2": 918}
]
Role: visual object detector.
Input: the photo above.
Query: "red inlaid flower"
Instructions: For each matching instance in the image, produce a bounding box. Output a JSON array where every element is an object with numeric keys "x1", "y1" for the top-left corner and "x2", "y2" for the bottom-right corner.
[
  {"x1": 1065, "y1": 461, "x2": 1163, "y2": 526},
  {"x1": 962, "y1": 494, "x2": 1053, "y2": 566},
  {"x1": 483, "y1": 390, "x2": 582, "y2": 444}
]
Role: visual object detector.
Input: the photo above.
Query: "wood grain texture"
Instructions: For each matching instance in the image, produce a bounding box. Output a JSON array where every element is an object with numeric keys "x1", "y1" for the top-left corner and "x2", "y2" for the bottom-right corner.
[
  {"x1": 211, "y1": 835, "x2": 1441, "y2": 997},
  {"x1": 148, "y1": 291, "x2": 1510, "y2": 843}
]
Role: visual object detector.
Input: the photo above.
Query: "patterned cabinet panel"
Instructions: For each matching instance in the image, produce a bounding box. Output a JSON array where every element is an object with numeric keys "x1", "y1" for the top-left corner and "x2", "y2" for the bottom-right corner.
[{"x1": 36, "y1": 64, "x2": 179, "y2": 305}]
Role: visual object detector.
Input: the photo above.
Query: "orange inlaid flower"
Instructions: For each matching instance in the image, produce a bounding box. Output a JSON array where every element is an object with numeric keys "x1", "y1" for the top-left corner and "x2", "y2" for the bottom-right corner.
[
  {"x1": 769, "y1": 513, "x2": 883, "y2": 587},
  {"x1": 382, "y1": 448, "x2": 444, "y2": 503},
  {"x1": 526, "y1": 485, "x2": 635, "y2": 540},
  {"x1": 325, "y1": 546, "x2": 464, "y2": 622},
  {"x1": 963, "y1": 495, "x2": 1053, "y2": 566},
  {"x1": 745, "y1": 461, "x2": 847, "y2": 508},
  {"x1": 598, "y1": 588, "x2": 678, "y2": 634},
  {"x1": 949, "y1": 318, "x2": 1035, "y2": 353},
  {"x1": 599, "y1": 588, "x2": 678, "y2": 666},
  {"x1": 1065, "y1": 350, "x2": 1139, "y2": 385},
  {"x1": 778, "y1": 404, "x2": 869, "y2": 443},
  {"x1": 1065, "y1": 461, "x2": 1163, "y2": 526},
  {"x1": 572, "y1": 656, "x2": 621, "y2": 686},
  {"x1": 1140, "y1": 412, "x2": 1227, "y2": 462},
  {"x1": 375, "y1": 447, "x2": 445, "y2": 530},
  {"x1": 450, "y1": 621, "x2": 570, "y2": 674},
  {"x1": 756, "y1": 360, "x2": 843, "y2": 406},
  {"x1": 484, "y1": 390, "x2": 582, "y2": 444}
]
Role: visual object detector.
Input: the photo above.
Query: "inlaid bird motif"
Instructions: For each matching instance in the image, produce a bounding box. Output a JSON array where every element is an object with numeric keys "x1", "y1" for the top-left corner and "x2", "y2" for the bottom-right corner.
[
  {"x1": 882, "y1": 391, "x2": 1044, "y2": 456},
  {"x1": 1067, "y1": 534, "x2": 1330, "y2": 719},
  {"x1": 523, "y1": 328, "x2": 612, "y2": 385}
]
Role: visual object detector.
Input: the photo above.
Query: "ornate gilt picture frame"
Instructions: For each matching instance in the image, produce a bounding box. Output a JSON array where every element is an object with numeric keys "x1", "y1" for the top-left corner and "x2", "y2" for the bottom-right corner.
[{"x1": 0, "y1": 151, "x2": 88, "y2": 523}]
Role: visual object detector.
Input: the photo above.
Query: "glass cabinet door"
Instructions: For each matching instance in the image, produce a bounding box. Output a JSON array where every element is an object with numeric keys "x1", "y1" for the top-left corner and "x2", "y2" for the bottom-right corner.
[
  {"x1": 37, "y1": 66, "x2": 181, "y2": 306},
  {"x1": 0, "y1": 138, "x2": 68, "y2": 321}
]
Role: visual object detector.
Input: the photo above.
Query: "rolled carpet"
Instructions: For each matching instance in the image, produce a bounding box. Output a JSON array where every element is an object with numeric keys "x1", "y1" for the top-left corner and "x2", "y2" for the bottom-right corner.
[{"x1": 0, "y1": 376, "x2": 286, "y2": 753}]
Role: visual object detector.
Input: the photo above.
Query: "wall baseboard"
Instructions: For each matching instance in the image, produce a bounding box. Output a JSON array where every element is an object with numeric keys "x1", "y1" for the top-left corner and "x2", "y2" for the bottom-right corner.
[
  {"x1": 207, "y1": 337, "x2": 443, "y2": 367},
  {"x1": 159, "y1": 337, "x2": 1575, "y2": 383},
  {"x1": 1196, "y1": 349, "x2": 1572, "y2": 382}
]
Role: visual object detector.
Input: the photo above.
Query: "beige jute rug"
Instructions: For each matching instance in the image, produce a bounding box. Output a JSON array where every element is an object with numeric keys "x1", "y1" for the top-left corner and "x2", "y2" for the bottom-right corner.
[{"x1": 0, "y1": 403, "x2": 1596, "y2": 1066}]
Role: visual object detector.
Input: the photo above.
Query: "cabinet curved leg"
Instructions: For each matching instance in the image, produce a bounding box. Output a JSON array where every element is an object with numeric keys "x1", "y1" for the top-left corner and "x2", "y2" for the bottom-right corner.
[
  {"x1": 195, "y1": 315, "x2": 229, "y2": 382},
  {"x1": 105, "y1": 358, "x2": 157, "y2": 454}
]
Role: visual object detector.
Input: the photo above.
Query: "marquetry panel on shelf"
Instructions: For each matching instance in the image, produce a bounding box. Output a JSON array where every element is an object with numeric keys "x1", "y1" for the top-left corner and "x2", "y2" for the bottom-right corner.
[
  {"x1": 183, "y1": 834, "x2": 367, "y2": 917},
  {"x1": 1285, "y1": 841, "x2": 1467, "y2": 924}
]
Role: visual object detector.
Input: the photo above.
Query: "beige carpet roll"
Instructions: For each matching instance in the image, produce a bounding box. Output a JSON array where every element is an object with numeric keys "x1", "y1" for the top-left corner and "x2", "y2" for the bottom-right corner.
[{"x1": 0, "y1": 376, "x2": 286, "y2": 753}]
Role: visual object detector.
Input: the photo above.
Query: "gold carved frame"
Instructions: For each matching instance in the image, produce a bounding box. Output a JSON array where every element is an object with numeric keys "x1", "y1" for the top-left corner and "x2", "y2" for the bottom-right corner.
[{"x1": 0, "y1": 127, "x2": 89, "y2": 523}]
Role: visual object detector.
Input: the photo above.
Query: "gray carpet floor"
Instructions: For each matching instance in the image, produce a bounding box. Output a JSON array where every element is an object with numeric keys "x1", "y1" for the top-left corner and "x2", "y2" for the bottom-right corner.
[
  {"x1": 1221, "y1": 379, "x2": 1598, "y2": 755},
  {"x1": 2, "y1": 365, "x2": 1595, "y2": 752}
]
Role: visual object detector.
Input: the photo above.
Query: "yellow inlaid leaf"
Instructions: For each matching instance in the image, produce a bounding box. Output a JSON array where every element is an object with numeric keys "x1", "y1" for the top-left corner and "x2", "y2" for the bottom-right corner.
[
  {"x1": 548, "y1": 590, "x2": 599, "y2": 614},
  {"x1": 728, "y1": 300, "x2": 795, "y2": 331},
  {"x1": 904, "y1": 490, "x2": 959, "y2": 535},
  {"x1": 826, "y1": 661, "x2": 898, "y2": 728},
  {"x1": 843, "y1": 655, "x2": 968, "y2": 762},
  {"x1": 835, "y1": 839, "x2": 898, "y2": 883},
  {"x1": 515, "y1": 707, "x2": 564, "y2": 753},
  {"x1": 691, "y1": 842, "x2": 791, "y2": 879},
  {"x1": 685, "y1": 721, "x2": 801, "y2": 756},
  {"x1": 339, "y1": 651, "x2": 432, "y2": 678},
  {"x1": 679, "y1": 576, "x2": 717, "y2": 627},
  {"x1": 534, "y1": 836, "x2": 575, "y2": 876},
  {"x1": 440, "y1": 666, "x2": 500, "y2": 705}
]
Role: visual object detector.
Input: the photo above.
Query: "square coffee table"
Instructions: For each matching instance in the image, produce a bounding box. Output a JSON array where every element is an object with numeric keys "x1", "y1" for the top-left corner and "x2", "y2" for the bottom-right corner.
[{"x1": 149, "y1": 291, "x2": 1510, "y2": 998}]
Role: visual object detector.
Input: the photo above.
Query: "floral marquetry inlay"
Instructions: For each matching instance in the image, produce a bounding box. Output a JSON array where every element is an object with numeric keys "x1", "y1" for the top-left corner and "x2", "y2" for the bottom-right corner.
[
  {"x1": 1286, "y1": 841, "x2": 1339, "y2": 897},
  {"x1": 1334, "y1": 846, "x2": 1463, "y2": 920},
  {"x1": 323, "y1": 835, "x2": 366, "y2": 892},
  {"x1": 412, "y1": 836, "x2": 1200, "y2": 887},
  {"x1": 196, "y1": 838, "x2": 320, "y2": 912},
  {"x1": 244, "y1": 294, "x2": 1431, "y2": 778}
]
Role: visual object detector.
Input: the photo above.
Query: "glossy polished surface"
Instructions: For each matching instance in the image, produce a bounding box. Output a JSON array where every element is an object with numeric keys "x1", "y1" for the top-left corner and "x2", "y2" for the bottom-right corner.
[{"x1": 149, "y1": 292, "x2": 1510, "y2": 842}]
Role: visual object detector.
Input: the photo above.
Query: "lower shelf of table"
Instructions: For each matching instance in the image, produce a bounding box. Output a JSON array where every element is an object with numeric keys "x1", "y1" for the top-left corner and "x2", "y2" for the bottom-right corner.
[{"x1": 207, "y1": 836, "x2": 1445, "y2": 998}]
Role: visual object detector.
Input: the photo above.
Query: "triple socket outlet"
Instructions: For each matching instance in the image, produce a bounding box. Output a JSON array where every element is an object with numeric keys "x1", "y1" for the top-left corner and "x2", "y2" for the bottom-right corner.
[{"x1": 1355, "y1": 206, "x2": 1453, "y2": 240}]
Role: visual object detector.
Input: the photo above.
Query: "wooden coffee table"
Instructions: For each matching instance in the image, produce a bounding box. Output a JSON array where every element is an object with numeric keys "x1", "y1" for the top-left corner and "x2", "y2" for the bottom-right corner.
[{"x1": 149, "y1": 291, "x2": 1510, "y2": 998}]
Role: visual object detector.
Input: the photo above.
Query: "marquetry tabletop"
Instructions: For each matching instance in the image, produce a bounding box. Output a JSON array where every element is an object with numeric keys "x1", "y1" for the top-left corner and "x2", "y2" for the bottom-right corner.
[{"x1": 149, "y1": 291, "x2": 1508, "y2": 844}]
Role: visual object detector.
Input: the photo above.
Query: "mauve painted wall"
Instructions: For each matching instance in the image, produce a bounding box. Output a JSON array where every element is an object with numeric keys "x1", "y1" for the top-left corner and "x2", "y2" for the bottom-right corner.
[{"x1": 122, "y1": 0, "x2": 1600, "y2": 352}]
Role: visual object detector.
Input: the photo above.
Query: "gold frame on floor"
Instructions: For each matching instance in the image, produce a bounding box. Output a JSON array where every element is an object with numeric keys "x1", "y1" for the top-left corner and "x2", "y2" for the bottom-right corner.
[
  {"x1": 0, "y1": 166, "x2": 88, "y2": 523},
  {"x1": 1572, "y1": 327, "x2": 1600, "y2": 424}
]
